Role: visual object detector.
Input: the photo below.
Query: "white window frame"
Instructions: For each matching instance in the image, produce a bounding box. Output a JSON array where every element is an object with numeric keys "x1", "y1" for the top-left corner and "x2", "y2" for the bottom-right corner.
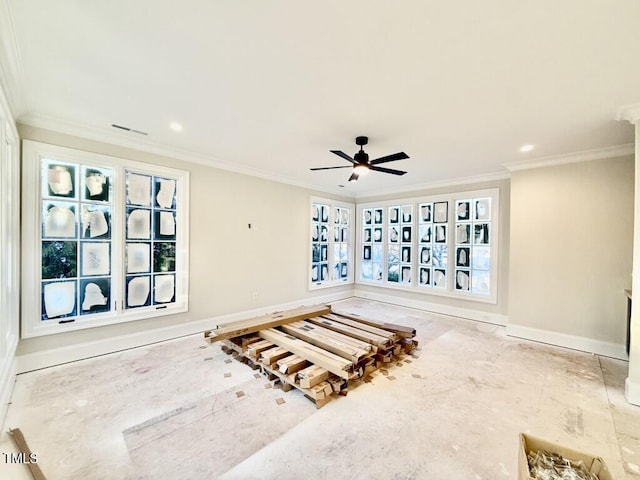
[
  {"x1": 21, "y1": 140, "x2": 190, "y2": 338},
  {"x1": 356, "y1": 188, "x2": 499, "y2": 304},
  {"x1": 309, "y1": 196, "x2": 355, "y2": 290}
]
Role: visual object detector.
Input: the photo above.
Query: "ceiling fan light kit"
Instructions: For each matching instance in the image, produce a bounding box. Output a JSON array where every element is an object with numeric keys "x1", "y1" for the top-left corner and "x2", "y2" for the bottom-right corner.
[{"x1": 310, "y1": 136, "x2": 409, "y2": 182}]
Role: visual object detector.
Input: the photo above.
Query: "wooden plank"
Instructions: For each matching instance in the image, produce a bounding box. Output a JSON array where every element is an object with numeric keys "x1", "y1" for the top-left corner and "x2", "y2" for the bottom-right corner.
[
  {"x1": 246, "y1": 340, "x2": 274, "y2": 358},
  {"x1": 220, "y1": 335, "x2": 262, "y2": 353},
  {"x1": 321, "y1": 314, "x2": 397, "y2": 340},
  {"x1": 276, "y1": 354, "x2": 308, "y2": 374},
  {"x1": 259, "y1": 328, "x2": 354, "y2": 380},
  {"x1": 206, "y1": 305, "x2": 331, "y2": 342},
  {"x1": 259, "y1": 346, "x2": 290, "y2": 366},
  {"x1": 260, "y1": 361, "x2": 332, "y2": 408},
  {"x1": 300, "y1": 322, "x2": 371, "y2": 358},
  {"x1": 295, "y1": 321, "x2": 374, "y2": 351},
  {"x1": 221, "y1": 339, "x2": 237, "y2": 353},
  {"x1": 328, "y1": 310, "x2": 416, "y2": 338},
  {"x1": 280, "y1": 322, "x2": 371, "y2": 363},
  {"x1": 240, "y1": 335, "x2": 263, "y2": 348},
  {"x1": 297, "y1": 364, "x2": 330, "y2": 389},
  {"x1": 376, "y1": 351, "x2": 393, "y2": 363},
  {"x1": 306, "y1": 316, "x2": 392, "y2": 349},
  {"x1": 218, "y1": 304, "x2": 331, "y2": 329},
  {"x1": 8, "y1": 428, "x2": 47, "y2": 480}
]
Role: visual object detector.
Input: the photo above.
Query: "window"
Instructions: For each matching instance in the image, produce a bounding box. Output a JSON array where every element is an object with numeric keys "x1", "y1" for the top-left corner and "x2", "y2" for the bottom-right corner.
[
  {"x1": 125, "y1": 171, "x2": 178, "y2": 309},
  {"x1": 361, "y1": 207, "x2": 384, "y2": 282},
  {"x1": 22, "y1": 141, "x2": 189, "y2": 338},
  {"x1": 310, "y1": 198, "x2": 354, "y2": 289},
  {"x1": 455, "y1": 196, "x2": 492, "y2": 295},
  {"x1": 417, "y1": 201, "x2": 449, "y2": 289},
  {"x1": 357, "y1": 188, "x2": 499, "y2": 303},
  {"x1": 387, "y1": 204, "x2": 413, "y2": 284}
]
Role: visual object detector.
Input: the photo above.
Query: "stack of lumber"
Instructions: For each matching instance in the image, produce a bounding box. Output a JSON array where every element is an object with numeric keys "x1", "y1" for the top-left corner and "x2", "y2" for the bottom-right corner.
[{"x1": 204, "y1": 304, "x2": 418, "y2": 408}]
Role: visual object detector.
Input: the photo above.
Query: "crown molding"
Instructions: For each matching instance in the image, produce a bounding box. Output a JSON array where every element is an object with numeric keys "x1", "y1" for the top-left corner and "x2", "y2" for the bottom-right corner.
[
  {"x1": 616, "y1": 102, "x2": 640, "y2": 124},
  {"x1": 0, "y1": 0, "x2": 28, "y2": 118},
  {"x1": 19, "y1": 112, "x2": 511, "y2": 201},
  {"x1": 503, "y1": 143, "x2": 635, "y2": 173},
  {"x1": 351, "y1": 170, "x2": 510, "y2": 199},
  {"x1": 19, "y1": 112, "x2": 632, "y2": 201},
  {"x1": 17, "y1": 112, "x2": 354, "y2": 198}
]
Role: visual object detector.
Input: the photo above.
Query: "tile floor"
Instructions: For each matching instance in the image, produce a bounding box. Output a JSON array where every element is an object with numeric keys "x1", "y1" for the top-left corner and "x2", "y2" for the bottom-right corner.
[{"x1": 1, "y1": 298, "x2": 639, "y2": 479}]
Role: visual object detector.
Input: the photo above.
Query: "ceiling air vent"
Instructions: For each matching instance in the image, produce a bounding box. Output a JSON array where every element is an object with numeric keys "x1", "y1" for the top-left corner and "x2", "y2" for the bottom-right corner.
[{"x1": 111, "y1": 124, "x2": 149, "y2": 136}]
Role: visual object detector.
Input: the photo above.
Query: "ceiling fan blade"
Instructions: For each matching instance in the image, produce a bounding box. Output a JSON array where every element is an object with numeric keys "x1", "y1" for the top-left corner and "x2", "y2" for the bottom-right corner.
[
  {"x1": 330, "y1": 150, "x2": 357, "y2": 164},
  {"x1": 370, "y1": 152, "x2": 409, "y2": 165},
  {"x1": 370, "y1": 165, "x2": 407, "y2": 176},
  {"x1": 310, "y1": 166, "x2": 353, "y2": 171},
  {"x1": 348, "y1": 171, "x2": 359, "y2": 182}
]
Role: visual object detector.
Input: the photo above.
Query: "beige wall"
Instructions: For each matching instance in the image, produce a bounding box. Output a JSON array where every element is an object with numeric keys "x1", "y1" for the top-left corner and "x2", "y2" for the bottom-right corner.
[
  {"x1": 15, "y1": 125, "x2": 633, "y2": 358},
  {"x1": 17, "y1": 125, "x2": 354, "y2": 355},
  {"x1": 356, "y1": 177, "x2": 511, "y2": 318},
  {"x1": 628, "y1": 121, "x2": 640, "y2": 404},
  {"x1": 509, "y1": 155, "x2": 634, "y2": 345}
]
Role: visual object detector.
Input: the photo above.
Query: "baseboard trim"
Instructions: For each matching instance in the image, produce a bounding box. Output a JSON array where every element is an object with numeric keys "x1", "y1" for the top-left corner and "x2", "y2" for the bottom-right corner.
[
  {"x1": 506, "y1": 323, "x2": 628, "y2": 360},
  {"x1": 625, "y1": 377, "x2": 640, "y2": 406},
  {"x1": 0, "y1": 335, "x2": 18, "y2": 435},
  {"x1": 16, "y1": 290, "x2": 354, "y2": 374},
  {"x1": 353, "y1": 288, "x2": 508, "y2": 326}
]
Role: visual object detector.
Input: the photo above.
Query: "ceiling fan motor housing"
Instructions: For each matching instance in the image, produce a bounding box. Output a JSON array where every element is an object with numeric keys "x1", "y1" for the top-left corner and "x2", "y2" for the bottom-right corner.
[{"x1": 354, "y1": 150, "x2": 369, "y2": 164}]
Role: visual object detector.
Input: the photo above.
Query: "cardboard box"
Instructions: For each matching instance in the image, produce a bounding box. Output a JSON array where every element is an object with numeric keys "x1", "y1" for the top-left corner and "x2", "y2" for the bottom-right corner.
[{"x1": 518, "y1": 433, "x2": 613, "y2": 480}]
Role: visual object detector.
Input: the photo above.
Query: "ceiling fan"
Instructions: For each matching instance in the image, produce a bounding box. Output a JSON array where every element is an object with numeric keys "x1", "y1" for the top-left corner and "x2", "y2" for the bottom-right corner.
[{"x1": 310, "y1": 136, "x2": 409, "y2": 182}]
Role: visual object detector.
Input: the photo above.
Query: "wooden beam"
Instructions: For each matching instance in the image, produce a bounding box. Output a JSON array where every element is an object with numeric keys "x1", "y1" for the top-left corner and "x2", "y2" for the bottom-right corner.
[
  {"x1": 259, "y1": 328, "x2": 354, "y2": 380},
  {"x1": 306, "y1": 316, "x2": 392, "y2": 349},
  {"x1": 321, "y1": 314, "x2": 397, "y2": 340},
  {"x1": 205, "y1": 305, "x2": 331, "y2": 342},
  {"x1": 246, "y1": 340, "x2": 274, "y2": 359},
  {"x1": 280, "y1": 321, "x2": 371, "y2": 363},
  {"x1": 259, "y1": 362, "x2": 333, "y2": 408},
  {"x1": 276, "y1": 354, "x2": 308, "y2": 374},
  {"x1": 295, "y1": 321, "x2": 374, "y2": 351},
  {"x1": 259, "y1": 346, "x2": 290, "y2": 366},
  {"x1": 297, "y1": 365, "x2": 330, "y2": 389},
  {"x1": 8, "y1": 428, "x2": 47, "y2": 480},
  {"x1": 328, "y1": 311, "x2": 416, "y2": 338},
  {"x1": 239, "y1": 336, "x2": 263, "y2": 348}
]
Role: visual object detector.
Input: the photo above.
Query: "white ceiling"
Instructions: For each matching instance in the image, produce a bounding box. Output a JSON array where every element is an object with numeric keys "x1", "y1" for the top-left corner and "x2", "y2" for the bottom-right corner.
[{"x1": 2, "y1": 1, "x2": 640, "y2": 196}]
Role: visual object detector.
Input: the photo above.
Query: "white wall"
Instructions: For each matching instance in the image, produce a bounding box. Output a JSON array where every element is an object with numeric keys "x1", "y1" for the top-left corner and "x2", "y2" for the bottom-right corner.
[
  {"x1": 0, "y1": 84, "x2": 20, "y2": 431},
  {"x1": 354, "y1": 178, "x2": 511, "y2": 325},
  {"x1": 16, "y1": 125, "x2": 355, "y2": 369},
  {"x1": 507, "y1": 155, "x2": 634, "y2": 359}
]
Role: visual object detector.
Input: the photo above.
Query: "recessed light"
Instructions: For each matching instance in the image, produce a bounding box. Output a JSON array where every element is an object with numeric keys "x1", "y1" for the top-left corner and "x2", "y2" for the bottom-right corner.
[
  {"x1": 519, "y1": 144, "x2": 534, "y2": 153},
  {"x1": 170, "y1": 122, "x2": 183, "y2": 132}
]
